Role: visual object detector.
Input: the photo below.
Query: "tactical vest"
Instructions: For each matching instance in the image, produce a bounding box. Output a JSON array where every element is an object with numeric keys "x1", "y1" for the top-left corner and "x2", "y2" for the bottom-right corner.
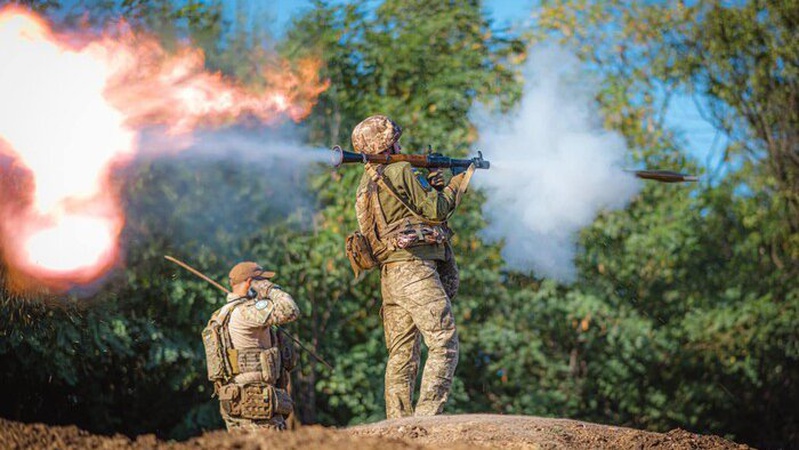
[
  {"x1": 355, "y1": 164, "x2": 451, "y2": 261},
  {"x1": 202, "y1": 292, "x2": 295, "y2": 420}
]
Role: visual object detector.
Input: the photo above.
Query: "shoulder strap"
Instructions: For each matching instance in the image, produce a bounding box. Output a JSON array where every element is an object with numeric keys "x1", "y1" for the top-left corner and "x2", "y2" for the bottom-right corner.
[
  {"x1": 216, "y1": 297, "x2": 249, "y2": 376},
  {"x1": 365, "y1": 164, "x2": 448, "y2": 225},
  {"x1": 216, "y1": 297, "x2": 247, "y2": 325},
  {"x1": 367, "y1": 166, "x2": 392, "y2": 234}
]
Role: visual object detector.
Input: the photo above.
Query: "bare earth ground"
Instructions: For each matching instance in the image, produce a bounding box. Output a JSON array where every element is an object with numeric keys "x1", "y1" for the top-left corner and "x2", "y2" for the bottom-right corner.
[{"x1": 0, "y1": 414, "x2": 752, "y2": 450}]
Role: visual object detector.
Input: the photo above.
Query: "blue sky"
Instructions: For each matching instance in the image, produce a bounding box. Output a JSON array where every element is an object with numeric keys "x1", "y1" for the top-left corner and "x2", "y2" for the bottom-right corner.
[{"x1": 265, "y1": 0, "x2": 537, "y2": 33}]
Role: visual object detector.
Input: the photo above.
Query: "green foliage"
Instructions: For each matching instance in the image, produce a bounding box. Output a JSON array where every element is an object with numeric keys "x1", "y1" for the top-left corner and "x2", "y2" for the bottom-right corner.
[
  {"x1": 0, "y1": 1, "x2": 796, "y2": 449},
  {"x1": 676, "y1": 1, "x2": 799, "y2": 231},
  {"x1": 535, "y1": 1, "x2": 798, "y2": 447},
  {"x1": 279, "y1": 0, "x2": 524, "y2": 150}
]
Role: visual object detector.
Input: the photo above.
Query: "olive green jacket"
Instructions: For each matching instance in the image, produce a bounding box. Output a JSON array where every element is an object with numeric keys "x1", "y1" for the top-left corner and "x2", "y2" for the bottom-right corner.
[{"x1": 357, "y1": 161, "x2": 465, "y2": 263}]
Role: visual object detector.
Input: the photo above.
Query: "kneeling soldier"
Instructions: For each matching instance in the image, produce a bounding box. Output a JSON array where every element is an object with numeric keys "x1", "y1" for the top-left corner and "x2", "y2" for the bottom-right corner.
[{"x1": 202, "y1": 261, "x2": 300, "y2": 431}]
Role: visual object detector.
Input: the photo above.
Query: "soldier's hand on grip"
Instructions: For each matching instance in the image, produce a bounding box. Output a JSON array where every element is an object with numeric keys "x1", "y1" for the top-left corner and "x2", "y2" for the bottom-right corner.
[{"x1": 427, "y1": 169, "x2": 446, "y2": 190}]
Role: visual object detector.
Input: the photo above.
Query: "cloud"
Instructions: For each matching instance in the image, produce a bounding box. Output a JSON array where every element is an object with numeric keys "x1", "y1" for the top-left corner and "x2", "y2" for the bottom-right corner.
[{"x1": 473, "y1": 45, "x2": 641, "y2": 282}]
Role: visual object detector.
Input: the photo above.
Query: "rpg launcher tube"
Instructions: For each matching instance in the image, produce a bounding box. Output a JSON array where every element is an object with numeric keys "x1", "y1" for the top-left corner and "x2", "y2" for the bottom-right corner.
[
  {"x1": 632, "y1": 170, "x2": 699, "y2": 183},
  {"x1": 331, "y1": 145, "x2": 490, "y2": 170}
]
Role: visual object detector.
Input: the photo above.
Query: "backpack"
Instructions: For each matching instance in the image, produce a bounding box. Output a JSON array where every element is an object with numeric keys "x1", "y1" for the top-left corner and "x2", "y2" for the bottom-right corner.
[{"x1": 202, "y1": 299, "x2": 245, "y2": 383}]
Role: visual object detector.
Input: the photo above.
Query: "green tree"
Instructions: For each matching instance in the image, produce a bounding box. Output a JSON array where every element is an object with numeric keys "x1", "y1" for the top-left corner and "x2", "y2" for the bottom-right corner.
[{"x1": 530, "y1": 1, "x2": 799, "y2": 447}]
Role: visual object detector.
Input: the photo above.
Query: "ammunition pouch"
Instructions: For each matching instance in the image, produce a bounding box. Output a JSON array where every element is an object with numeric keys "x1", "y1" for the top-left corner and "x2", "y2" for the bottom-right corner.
[
  {"x1": 259, "y1": 347, "x2": 282, "y2": 385},
  {"x1": 217, "y1": 383, "x2": 293, "y2": 420},
  {"x1": 346, "y1": 231, "x2": 380, "y2": 278},
  {"x1": 235, "y1": 347, "x2": 282, "y2": 384},
  {"x1": 383, "y1": 222, "x2": 452, "y2": 250}
]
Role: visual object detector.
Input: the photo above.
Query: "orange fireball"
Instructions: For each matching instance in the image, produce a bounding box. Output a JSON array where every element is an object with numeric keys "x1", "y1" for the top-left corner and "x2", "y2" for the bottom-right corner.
[{"x1": 0, "y1": 6, "x2": 327, "y2": 293}]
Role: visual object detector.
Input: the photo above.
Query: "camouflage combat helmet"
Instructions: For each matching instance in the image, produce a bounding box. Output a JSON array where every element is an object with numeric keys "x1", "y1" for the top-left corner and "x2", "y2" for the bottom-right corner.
[{"x1": 351, "y1": 115, "x2": 402, "y2": 154}]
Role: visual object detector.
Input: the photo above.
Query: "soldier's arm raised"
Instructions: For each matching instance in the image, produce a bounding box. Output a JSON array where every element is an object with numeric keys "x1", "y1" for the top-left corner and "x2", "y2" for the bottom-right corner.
[
  {"x1": 239, "y1": 280, "x2": 300, "y2": 327},
  {"x1": 389, "y1": 162, "x2": 470, "y2": 222},
  {"x1": 266, "y1": 287, "x2": 300, "y2": 326}
]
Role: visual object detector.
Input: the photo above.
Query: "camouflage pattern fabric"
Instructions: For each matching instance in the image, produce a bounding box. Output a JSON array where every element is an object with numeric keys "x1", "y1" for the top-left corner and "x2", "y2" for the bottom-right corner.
[
  {"x1": 216, "y1": 280, "x2": 299, "y2": 431},
  {"x1": 244, "y1": 279, "x2": 301, "y2": 327},
  {"x1": 225, "y1": 284, "x2": 300, "y2": 362},
  {"x1": 380, "y1": 259, "x2": 459, "y2": 418},
  {"x1": 219, "y1": 409, "x2": 286, "y2": 431},
  {"x1": 351, "y1": 115, "x2": 403, "y2": 154}
]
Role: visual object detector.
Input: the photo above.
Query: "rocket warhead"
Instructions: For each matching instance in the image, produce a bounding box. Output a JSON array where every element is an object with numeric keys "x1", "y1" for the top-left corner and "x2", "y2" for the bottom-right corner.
[{"x1": 630, "y1": 170, "x2": 699, "y2": 183}]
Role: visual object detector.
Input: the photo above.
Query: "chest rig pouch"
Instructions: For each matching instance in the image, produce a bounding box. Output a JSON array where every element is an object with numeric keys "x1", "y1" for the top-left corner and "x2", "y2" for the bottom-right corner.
[
  {"x1": 236, "y1": 346, "x2": 282, "y2": 385},
  {"x1": 217, "y1": 383, "x2": 293, "y2": 420}
]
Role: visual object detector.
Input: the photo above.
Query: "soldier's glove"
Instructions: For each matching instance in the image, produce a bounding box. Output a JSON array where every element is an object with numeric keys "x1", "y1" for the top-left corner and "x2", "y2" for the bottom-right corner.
[{"x1": 426, "y1": 169, "x2": 446, "y2": 190}]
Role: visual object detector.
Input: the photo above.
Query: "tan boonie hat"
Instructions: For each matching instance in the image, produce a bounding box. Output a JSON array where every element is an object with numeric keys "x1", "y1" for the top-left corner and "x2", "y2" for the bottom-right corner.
[{"x1": 228, "y1": 261, "x2": 275, "y2": 286}]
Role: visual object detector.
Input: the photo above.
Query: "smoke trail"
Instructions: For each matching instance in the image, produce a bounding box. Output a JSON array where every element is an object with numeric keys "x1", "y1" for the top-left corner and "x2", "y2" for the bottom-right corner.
[
  {"x1": 138, "y1": 126, "x2": 328, "y2": 166},
  {"x1": 473, "y1": 45, "x2": 641, "y2": 282},
  {"x1": 125, "y1": 127, "x2": 329, "y2": 256}
]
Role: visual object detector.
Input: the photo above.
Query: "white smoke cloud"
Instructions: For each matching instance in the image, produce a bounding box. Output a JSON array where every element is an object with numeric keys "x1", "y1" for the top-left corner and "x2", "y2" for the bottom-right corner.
[{"x1": 473, "y1": 45, "x2": 641, "y2": 282}]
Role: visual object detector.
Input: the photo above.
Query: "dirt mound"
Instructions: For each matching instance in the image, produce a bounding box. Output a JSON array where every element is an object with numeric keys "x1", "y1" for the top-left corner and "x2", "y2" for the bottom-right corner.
[
  {"x1": 0, "y1": 415, "x2": 751, "y2": 450},
  {"x1": 0, "y1": 418, "x2": 439, "y2": 450},
  {"x1": 349, "y1": 414, "x2": 752, "y2": 449}
]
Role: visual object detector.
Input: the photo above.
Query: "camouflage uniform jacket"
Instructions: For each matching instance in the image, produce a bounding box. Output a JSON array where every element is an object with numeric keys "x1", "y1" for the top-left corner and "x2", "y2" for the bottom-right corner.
[
  {"x1": 356, "y1": 161, "x2": 466, "y2": 264},
  {"x1": 225, "y1": 279, "x2": 300, "y2": 384}
]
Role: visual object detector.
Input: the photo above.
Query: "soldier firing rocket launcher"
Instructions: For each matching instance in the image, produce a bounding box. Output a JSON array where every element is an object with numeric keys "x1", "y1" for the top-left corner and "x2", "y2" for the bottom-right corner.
[
  {"x1": 332, "y1": 145, "x2": 698, "y2": 183},
  {"x1": 331, "y1": 145, "x2": 491, "y2": 170}
]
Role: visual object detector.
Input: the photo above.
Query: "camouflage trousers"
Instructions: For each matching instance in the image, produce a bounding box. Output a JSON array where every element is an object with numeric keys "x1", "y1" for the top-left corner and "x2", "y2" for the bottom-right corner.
[
  {"x1": 380, "y1": 257, "x2": 460, "y2": 419},
  {"x1": 219, "y1": 405, "x2": 287, "y2": 432}
]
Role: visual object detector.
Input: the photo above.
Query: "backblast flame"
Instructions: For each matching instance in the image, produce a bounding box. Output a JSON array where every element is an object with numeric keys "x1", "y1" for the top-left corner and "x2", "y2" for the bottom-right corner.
[{"x1": 0, "y1": 6, "x2": 328, "y2": 293}]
